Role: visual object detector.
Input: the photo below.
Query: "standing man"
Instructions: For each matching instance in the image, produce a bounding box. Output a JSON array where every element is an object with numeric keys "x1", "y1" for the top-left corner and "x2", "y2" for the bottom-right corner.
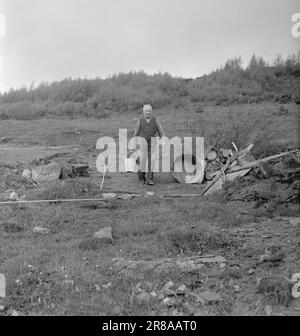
[{"x1": 131, "y1": 104, "x2": 166, "y2": 185}]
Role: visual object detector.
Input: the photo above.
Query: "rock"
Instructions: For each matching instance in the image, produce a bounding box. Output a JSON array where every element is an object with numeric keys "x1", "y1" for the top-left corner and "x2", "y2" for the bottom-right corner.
[
  {"x1": 32, "y1": 162, "x2": 61, "y2": 183},
  {"x1": 60, "y1": 164, "x2": 89, "y2": 179},
  {"x1": 271, "y1": 162, "x2": 286, "y2": 176},
  {"x1": 177, "y1": 284, "x2": 187, "y2": 292},
  {"x1": 196, "y1": 291, "x2": 222, "y2": 304},
  {"x1": 163, "y1": 281, "x2": 174, "y2": 291},
  {"x1": 162, "y1": 297, "x2": 176, "y2": 307},
  {"x1": 289, "y1": 218, "x2": 300, "y2": 226},
  {"x1": 146, "y1": 192, "x2": 154, "y2": 197},
  {"x1": 259, "y1": 246, "x2": 284, "y2": 264},
  {"x1": 234, "y1": 285, "x2": 241, "y2": 293},
  {"x1": 158, "y1": 293, "x2": 164, "y2": 301},
  {"x1": 162, "y1": 281, "x2": 176, "y2": 296},
  {"x1": 0, "y1": 137, "x2": 12, "y2": 144},
  {"x1": 221, "y1": 149, "x2": 233, "y2": 158},
  {"x1": 248, "y1": 268, "x2": 255, "y2": 275},
  {"x1": 136, "y1": 292, "x2": 151, "y2": 305},
  {"x1": 103, "y1": 193, "x2": 117, "y2": 200},
  {"x1": 10, "y1": 310, "x2": 20, "y2": 316},
  {"x1": 33, "y1": 227, "x2": 50, "y2": 235},
  {"x1": 150, "y1": 291, "x2": 157, "y2": 298},
  {"x1": 219, "y1": 263, "x2": 226, "y2": 269},
  {"x1": 9, "y1": 191, "x2": 19, "y2": 201},
  {"x1": 0, "y1": 274, "x2": 6, "y2": 298},
  {"x1": 182, "y1": 302, "x2": 194, "y2": 315},
  {"x1": 22, "y1": 169, "x2": 32, "y2": 179},
  {"x1": 93, "y1": 227, "x2": 114, "y2": 242},
  {"x1": 0, "y1": 305, "x2": 5, "y2": 312},
  {"x1": 71, "y1": 164, "x2": 89, "y2": 177},
  {"x1": 207, "y1": 151, "x2": 217, "y2": 161}
]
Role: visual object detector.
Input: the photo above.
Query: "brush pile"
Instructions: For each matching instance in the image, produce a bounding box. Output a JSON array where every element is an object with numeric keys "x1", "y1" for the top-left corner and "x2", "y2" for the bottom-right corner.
[{"x1": 202, "y1": 143, "x2": 300, "y2": 197}]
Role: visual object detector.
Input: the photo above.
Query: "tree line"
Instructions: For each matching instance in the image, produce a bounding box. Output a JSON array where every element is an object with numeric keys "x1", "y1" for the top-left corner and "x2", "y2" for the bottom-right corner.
[{"x1": 0, "y1": 52, "x2": 299, "y2": 120}]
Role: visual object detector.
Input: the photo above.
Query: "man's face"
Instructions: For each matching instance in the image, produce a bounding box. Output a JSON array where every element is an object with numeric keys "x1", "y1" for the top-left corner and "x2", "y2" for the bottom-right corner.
[{"x1": 143, "y1": 108, "x2": 152, "y2": 120}]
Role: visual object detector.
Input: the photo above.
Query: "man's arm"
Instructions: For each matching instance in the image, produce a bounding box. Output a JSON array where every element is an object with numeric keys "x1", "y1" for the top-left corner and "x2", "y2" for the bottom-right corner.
[
  {"x1": 133, "y1": 120, "x2": 141, "y2": 137},
  {"x1": 156, "y1": 118, "x2": 166, "y2": 138},
  {"x1": 130, "y1": 120, "x2": 140, "y2": 150}
]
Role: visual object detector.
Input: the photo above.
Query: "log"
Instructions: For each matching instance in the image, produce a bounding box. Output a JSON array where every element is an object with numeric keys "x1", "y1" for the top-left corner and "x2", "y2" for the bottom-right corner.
[
  {"x1": 228, "y1": 149, "x2": 300, "y2": 173},
  {"x1": 201, "y1": 144, "x2": 254, "y2": 196},
  {"x1": 206, "y1": 151, "x2": 217, "y2": 161}
]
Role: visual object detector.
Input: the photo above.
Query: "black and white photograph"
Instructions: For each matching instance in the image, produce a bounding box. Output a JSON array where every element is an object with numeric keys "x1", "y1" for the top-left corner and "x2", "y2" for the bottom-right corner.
[{"x1": 0, "y1": 0, "x2": 299, "y2": 320}]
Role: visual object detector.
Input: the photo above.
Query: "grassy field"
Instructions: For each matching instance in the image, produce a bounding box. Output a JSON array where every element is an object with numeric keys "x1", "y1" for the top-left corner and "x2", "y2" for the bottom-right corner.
[{"x1": 0, "y1": 102, "x2": 299, "y2": 316}]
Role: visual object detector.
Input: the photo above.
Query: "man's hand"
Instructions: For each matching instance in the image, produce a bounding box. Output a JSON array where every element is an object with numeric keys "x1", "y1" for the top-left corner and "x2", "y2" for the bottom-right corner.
[
  {"x1": 129, "y1": 142, "x2": 137, "y2": 152},
  {"x1": 161, "y1": 136, "x2": 168, "y2": 147}
]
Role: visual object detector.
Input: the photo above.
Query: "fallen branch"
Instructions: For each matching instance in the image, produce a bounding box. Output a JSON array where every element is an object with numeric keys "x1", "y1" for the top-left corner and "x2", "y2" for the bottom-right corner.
[
  {"x1": 228, "y1": 149, "x2": 300, "y2": 173},
  {"x1": 201, "y1": 144, "x2": 254, "y2": 196}
]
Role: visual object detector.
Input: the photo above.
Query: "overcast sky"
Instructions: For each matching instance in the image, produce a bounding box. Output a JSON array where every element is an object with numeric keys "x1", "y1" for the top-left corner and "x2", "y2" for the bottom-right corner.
[{"x1": 0, "y1": 0, "x2": 299, "y2": 92}]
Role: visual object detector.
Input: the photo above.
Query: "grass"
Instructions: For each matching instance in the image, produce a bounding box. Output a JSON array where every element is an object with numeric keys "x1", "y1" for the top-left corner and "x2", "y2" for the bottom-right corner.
[{"x1": 0, "y1": 101, "x2": 299, "y2": 316}]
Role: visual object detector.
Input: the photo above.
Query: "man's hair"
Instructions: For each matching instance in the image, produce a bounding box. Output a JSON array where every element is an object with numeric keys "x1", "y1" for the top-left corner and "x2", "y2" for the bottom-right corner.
[{"x1": 143, "y1": 104, "x2": 152, "y2": 112}]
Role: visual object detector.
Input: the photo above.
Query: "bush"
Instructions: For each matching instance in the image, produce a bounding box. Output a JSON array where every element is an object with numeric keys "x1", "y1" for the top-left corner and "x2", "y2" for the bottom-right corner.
[{"x1": 0, "y1": 52, "x2": 299, "y2": 119}]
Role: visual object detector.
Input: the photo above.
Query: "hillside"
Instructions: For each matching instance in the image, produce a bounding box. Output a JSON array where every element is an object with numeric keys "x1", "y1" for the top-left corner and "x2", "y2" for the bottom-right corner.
[{"x1": 0, "y1": 53, "x2": 300, "y2": 120}]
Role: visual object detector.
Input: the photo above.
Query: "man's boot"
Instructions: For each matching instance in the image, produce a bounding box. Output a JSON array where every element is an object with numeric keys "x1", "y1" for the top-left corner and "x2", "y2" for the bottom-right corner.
[
  {"x1": 146, "y1": 172, "x2": 154, "y2": 185},
  {"x1": 138, "y1": 171, "x2": 146, "y2": 184}
]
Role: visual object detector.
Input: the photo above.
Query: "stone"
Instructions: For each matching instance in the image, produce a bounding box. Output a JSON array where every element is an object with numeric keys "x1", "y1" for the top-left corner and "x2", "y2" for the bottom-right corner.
[
  {"x1": 22, "y1": 169, "x2": 32, "y2": 179},
  {"x1": 177, "y1": 284, "x2": 187, "y2": 292},
  {"x1": 136, "y1": 292, "x2": 151, "y2": 305},
  {"x1": 196, "y1": 291, "x2": 222, "y2": 304},
  {"x1": 103, "y1": 193, "x2": 117, "y2": 200},
  {"x1": 289, "y1": 218, "x2": 300, "y2": 226},
  {"x1": 271, "y1": 162, "x2": 286, "y2": 176},
  {"x1": 10, "y1": 310, "x2": 20, "y2": 316},
  {"x1": 0, "y1": 274, "x2": 6, "y2": 298},
  {"x1": 150, "y1": 291, "x2": 157, "y2": 298},
  {"x1": 162, "y1": 281, "x2": 176, "y2": 296},
  {"x1": 234, "y1": 285, "x2": 241, "y2": 293},
  {"x1": 60, "y1": 164, "x2": 89, "y2": 179},
  {"x1": 219, "y1": 263, "x2": 226, "y2": 269},
  {"x1": 33, "y1": 227, "x2": 50, "y2": 235},
  {"x1": 9, "y1": 191, "x2": 19, "y2": 201},
  {"x1": 93, "y1": 227, "x2": 114, "y2": 242},
  {"x1": 31, "y1": 162, "x2": 61, "y2": 183},
  {"x1": 162, "y1": 297, "x2": 176, "y2": 307}
]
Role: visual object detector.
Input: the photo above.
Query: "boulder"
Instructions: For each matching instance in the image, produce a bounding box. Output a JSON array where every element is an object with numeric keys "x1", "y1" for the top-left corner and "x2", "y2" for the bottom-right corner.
[
  {"x1": 136, "y1": 292, "x2": 151, "y2": 305},
  {"x1": 103, "y1": 193, "x2": 117, "y2": 200},
  {"x1": 32, "y1": 163, "x2": 61, "y2": 183},
  {"x1": 22, "y1": 169, "x2": 32, "y2": 179},
  {"x1": 196, "y1": 291, "x2": 222, "y2": 304},
  {"x1": 289, "y1": 217, "x2": 300, "y2": 226},
  {"x1": 93, "y1": 227, "x2": 114, "y2": 242},
  {"x1": 33, "y1": 227, "x2": 50, "y2": 235}
]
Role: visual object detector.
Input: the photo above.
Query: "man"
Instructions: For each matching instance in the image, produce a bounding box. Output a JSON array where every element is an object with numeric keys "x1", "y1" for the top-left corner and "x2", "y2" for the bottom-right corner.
[{"x1": 131, "y1": 104, "x2": 166, "y2": 185}]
